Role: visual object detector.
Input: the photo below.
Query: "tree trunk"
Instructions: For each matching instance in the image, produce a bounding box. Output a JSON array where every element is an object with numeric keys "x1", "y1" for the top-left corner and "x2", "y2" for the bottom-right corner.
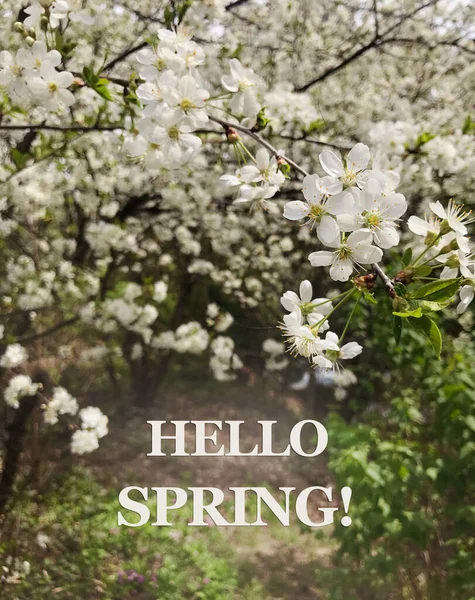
[{"x1": 0, "y1": 393, "x2": 39, "y2": 514}]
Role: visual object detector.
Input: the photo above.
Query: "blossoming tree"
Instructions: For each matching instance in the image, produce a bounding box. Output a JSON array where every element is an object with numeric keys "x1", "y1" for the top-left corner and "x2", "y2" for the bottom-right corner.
[{"x1": 0, "y1": 0, "x2": 475, "y2": 510}]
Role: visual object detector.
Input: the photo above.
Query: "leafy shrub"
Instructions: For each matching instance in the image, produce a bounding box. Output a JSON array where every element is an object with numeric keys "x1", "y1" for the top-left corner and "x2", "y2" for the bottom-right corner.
[{"x1": 326, "y1": 335, "x2": 475, "y2": 600}]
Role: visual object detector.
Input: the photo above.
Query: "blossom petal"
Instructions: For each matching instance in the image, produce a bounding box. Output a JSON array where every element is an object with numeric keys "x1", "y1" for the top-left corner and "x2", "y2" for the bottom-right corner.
[
  {"x1": 380, "y1": 193, "x2": 407, "y2": 219},
  {"x1": 319, "y1": 150, "x2": 343, "y2": 178},
  {"x1": 429, "y1": 201, "x2": 447, "y2": 220},
  {"x1": 329, "y1": 258, "x2": 353, "y2": 282},
  {"x1": 341, "y1": 341, "x2": 363, "y2": 359},
  {"x1": 347, "y1": 143, "x2": 370, "y2": 172},
  {"x1": 326, "y1": 190, "x2": 355, "y2": 215},
  {"x1": 375, "y1": 226, "x2": 399, "y2": 249},
  {"x1": 407, "y1": 216, "x2": 431, "y2": 236},
  {"x1": 299, "y1": 280, "x2": 313, "y2": 303},
  {"x1": 308, "y1": 251, "x2": 334, "y2": 267},
  {"x1": 302, "y1": 174, "x2": 322, "y2": 204},
  {"x1": 283, "y1": 201, "x2": 309, "y2": 221},
  {"x1": 317, "y1": 215, "x2": 339, "y2": 246}
]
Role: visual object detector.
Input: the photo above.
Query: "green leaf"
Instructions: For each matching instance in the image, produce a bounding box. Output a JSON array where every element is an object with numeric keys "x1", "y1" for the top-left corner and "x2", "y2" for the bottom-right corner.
[
  {"x1": 363, "y1": 290, "x2": 378, "y2": 305},
  {"x1": 465, "y1": 415, "x2": 475, "y2": 432},
  {"x1": 255, "y1": 107, "x2": 271, "y2": 131},
  {"x1": 410, "y1": 278, "x2": 461, "y2": 302},
  {"x1": 393, "y1": 315, "x2": 402, "y2": 344},
  {"x1": 401, "y1": 248, "x2": 412, "y2": 268},
  {"x1": 408, "y1": 315, "x2": 442, "y2": 358},
  {"x1": 413, "y1": 265, "x2": 432, "y2": 277},
  {"x1": 462, "y1": 115, "x2": 475, "y2": 135},
  {"x1": 393, "y1": 307, "x2": 423, "y2": 318},
  {"x1": 307, "y1": 119, "x2": 326, "y2": 134}
]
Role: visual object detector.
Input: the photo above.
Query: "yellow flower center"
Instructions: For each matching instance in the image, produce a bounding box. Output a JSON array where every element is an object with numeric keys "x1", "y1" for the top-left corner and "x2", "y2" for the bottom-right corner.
[
  {"x1": 179, "y1": 98, "x2": 195, "y2": 112},
  {"x1": 168, "y1": 126, "x2": 180, "y2": 141},
  {"x1": 310, "y1": 204, "x2": 326, "y2": 223},
  {"x1": 338, "y1": 244, "x2": 352, "y2": 260},
  {"x1": 365, "y1": 211, "x2": 381, "y2": 228}
]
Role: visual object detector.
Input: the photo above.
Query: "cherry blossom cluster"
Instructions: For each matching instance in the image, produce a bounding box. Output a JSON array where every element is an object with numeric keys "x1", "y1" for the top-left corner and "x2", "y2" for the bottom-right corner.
[
  {"x1": 280, "y1": 280, "x2": 362, "y2": 370},
  {"x1": 125, "y1": 29, "x2": 208, "y2": 169},
  {"x1": 408, "y1": 201, "x2": 475, "y2": 314},
  {"x1": 1, "y1": 342, "x2": 108, "y2": 455},
  {"x1": 284, "y1": 144, "x2": 407, "y2": 281},
  {"x1": 0, "y1": 41, "x2": 75, "y2": 111}
]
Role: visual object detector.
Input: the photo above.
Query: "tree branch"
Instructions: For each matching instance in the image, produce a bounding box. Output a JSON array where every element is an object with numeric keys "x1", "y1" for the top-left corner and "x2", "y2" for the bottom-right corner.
[
  {"x1": 373, "y1": 263, "x2": 396, "y2": 297},
  {"x1": 296, "y1": 0, "x2": 440, "y2": 92},
  {"x1": 0, "y1": 124, "x2": 122, "y2": 133},
  {"x1": 16, "y1": 317, "x2": 79, "y2": 344},
  {"x1": 103, "y1": 41, "x2": 148, "y2": 72},
  {"x1": 208, "y1": 115, "x2": 309, "y2": 177}
]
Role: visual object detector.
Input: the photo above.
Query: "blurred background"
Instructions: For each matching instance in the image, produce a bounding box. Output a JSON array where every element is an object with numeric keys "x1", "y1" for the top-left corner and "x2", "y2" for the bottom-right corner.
[{"x1": 0, "y1": 0, "x2": 474, "y2": 598}]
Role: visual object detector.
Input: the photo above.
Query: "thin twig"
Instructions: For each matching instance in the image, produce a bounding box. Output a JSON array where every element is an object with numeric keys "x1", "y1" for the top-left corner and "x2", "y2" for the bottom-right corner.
[
  {"x1": 0, "y1": 124, "x2": 123, "y2": 132},
  {"x1": 373, "y1": 263, "x2": 396, "y2": 297},
  {"x1": 208, "y1": 115, "x2": 309, "y2": 177}
]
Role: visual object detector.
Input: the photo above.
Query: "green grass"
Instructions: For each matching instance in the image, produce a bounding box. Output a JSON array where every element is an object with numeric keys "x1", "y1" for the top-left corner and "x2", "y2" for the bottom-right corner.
[{"x1": 0, "y1": 469, "x2": 336, "y2": 599}]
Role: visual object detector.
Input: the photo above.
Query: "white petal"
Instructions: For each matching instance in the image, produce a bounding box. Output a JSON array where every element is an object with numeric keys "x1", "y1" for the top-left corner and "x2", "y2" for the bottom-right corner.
[
  {"x1": 58, "y1": 88, "x2": 75, "y2": 107},
  {"x1": 361, "y1": 178, "x2": 382, "y2": 211},
  {"x1": 341, "y1": 342, "x2": 363, "y2": 359},
  {"x1": 308, "y1": 251, "x2": 334, "y2": 267},
  {"x1": 337, "y1": 214, "x2": 359, "y2": 232},
  {"x1": 375, "y1": 226, "x2": 399, "y2": 249},
  {"x1": 256, "y1": 148, "x2": 270, "y2": 171},
  {"x1": 407, "y1": 216, "x2": 431, "y2": 236},
  {"x1": 56, "y1": 71, "x2": 74, "y2": 88},
  {"x1": 281, "y1": 291, "x2": 300, "y2": 312},
  {"x1": 302, "y1": 174, "x2": 322, "y2": 204},
  {"x1": 429, "y1": 201, "x2": 447, "y2": 220},
  {"x1": 326, "y1": 191, "x2": 355, "y2": 215},
  {"x1": 347, "y1": 230, "x2": 373, "y2": 249},
  {"x1": 347, "y1": 143, "x2": 370, "y2": 172},
  {"x1": 283, "y1": 201, "x2": 309, "y2": 221},
  {"x1": 313, "y1": 355, "x2": 333, "y2": 369},
  {"x1": 353, "y1": 243, "x2": 383, "y2": 264},
  {"x1": 319, "y1": 150, "x2": 344, "y2": 178},
  {"x1": 299, "y1": 280, "x2": 313, "y2": 303},
  {"x1": 379, "y1": 193, "x2": 407, "y2": 220},
  {"x1": 318, "y1": 176, "x2": 342, "y2": 196},
  {"x1": 329, "y1": 258, "x2": 353, "y2": 282},
  {"x1": 440, "y1": 267, "x2": 458, "y2": 280},
  {"x1": 317, "y1": 215, "x2": 340, "y2": 246}
]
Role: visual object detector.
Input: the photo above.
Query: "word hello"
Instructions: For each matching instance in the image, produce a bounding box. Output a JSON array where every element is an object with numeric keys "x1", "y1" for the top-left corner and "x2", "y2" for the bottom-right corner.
[
  {"x1": 117, "y1": 420, "x2": 353, "y2": 528},
  {"x1": 146, "y1": 419, "x2": 328, "y2": 456}
]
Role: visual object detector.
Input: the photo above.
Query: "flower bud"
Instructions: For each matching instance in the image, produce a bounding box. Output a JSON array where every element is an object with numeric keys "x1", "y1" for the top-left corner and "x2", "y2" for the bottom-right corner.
[
  {"x1": 226, "y1": 128, "x2": 240, "y2": 144},
  {"x1": 13, "y1": 22, "x2": 25, "y2": 34},
  {"x1": 445, "y1": 254, "x2": 460, "y2": 268},
  {"x1": 354, "y1": 273, "x2": 377, "y2": 290},
  {"x1": 394, "y1": 269, "x2": 414, "y2": 285},
  {"x1": 424, "y1": 231, "x2": 439, "y2": 245},
  {"x1": 438, "y1": 238, "x2": 458, "y2": 254},
  {"x1": 25, "y1": 36, "x2": 35, "y2": 47},
  {"x1": 40, "y1": 15, "x2": 49, "y2": 31},
  {"x1": 28, "y1": 28, "x2": 36, "y2": 39}
]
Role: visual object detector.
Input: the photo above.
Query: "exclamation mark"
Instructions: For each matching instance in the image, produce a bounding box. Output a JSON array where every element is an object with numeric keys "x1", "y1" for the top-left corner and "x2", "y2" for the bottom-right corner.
[{"x1": 340, "y1": 487, "x2": 352, "y2": 527}]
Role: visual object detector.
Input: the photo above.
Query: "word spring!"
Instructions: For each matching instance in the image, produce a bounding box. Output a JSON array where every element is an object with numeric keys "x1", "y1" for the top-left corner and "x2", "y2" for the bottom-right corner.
[{"x1": 117, "y1": 420, "x2": 353, "y2": 528}]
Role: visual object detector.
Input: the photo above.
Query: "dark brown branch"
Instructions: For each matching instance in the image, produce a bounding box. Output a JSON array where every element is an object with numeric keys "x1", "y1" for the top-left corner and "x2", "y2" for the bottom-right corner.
[
  {"x1": 0, "y1": 124, "x2": 122, "y2": 132},
  {"x1": 103, "y1": 42, "x2": 148, "y2": 71},
  {"x1": 296, "y1": 0, "x2": 440, "y2": 92},
  {"x1": 16, "y1": 317, "x2": 79, "y2": 345},
  {"x1": 225, "y1": 0, "x2": 250, "y2": 9}
]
